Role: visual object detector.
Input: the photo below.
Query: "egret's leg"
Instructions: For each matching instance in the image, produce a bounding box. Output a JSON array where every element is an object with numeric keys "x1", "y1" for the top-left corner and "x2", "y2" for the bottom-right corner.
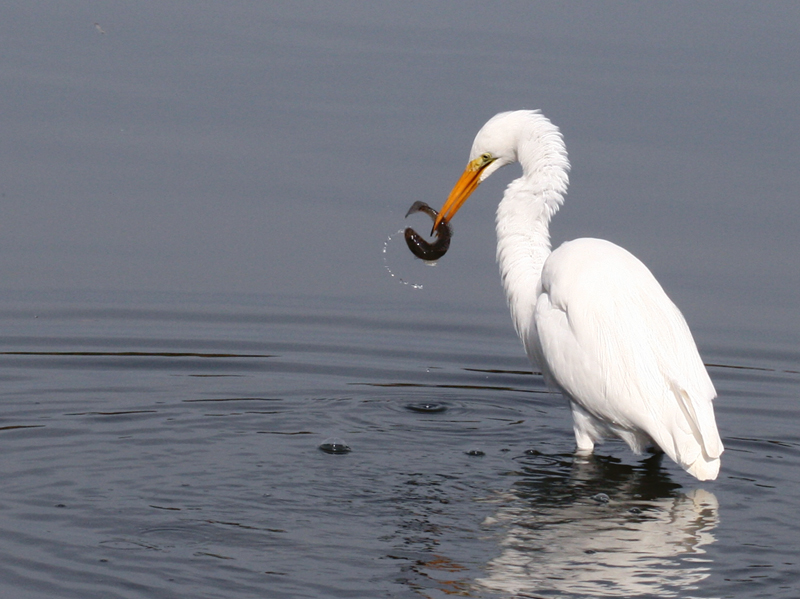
[
  {"x1": 574, "y1": 430, "x2": 595, "y2": 453},
  {"x1": 642, "y1": 449, "x2": 665, "y2": 471},
  {"x1": 569, "y1": 400, "x2": 597, "y2": 453}
]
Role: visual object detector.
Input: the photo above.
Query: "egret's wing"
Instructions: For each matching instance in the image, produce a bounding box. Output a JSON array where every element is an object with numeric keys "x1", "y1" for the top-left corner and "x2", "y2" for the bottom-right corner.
[{"x1": 532, "y1": 239, "x2": 722, "y2": 466}]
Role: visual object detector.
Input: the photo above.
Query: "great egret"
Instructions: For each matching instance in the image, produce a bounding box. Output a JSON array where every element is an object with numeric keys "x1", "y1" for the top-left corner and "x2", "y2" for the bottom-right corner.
[{"x1": 432, "y1": 110, "x2": 723, "y2": 480}]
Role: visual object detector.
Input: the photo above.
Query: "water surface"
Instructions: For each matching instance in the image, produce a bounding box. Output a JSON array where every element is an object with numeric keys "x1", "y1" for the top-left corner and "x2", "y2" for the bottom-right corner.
[
  {"x1": 0, "y1": 292, "x2": 798, "y2": 598},
  {"x1": 1, "y1": 2, "x2": 799, "y2": 597}
]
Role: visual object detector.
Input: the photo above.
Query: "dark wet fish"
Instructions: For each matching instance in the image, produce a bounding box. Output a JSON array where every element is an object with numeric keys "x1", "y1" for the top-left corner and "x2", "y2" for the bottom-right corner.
[{"x1": 404, "y1": 201, "x2": 452, "y2": 261}]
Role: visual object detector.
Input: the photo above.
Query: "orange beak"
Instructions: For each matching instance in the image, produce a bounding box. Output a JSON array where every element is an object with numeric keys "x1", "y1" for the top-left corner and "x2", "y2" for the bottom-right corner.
[{"x1": 433, "y1": 157, "x2": 492, "y2": 232}]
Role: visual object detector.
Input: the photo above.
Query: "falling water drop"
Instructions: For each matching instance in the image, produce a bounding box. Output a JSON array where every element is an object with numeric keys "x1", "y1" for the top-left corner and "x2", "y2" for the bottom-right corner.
[{"x1": 383, "y1": 230, "x2": 426, "y2": 289}]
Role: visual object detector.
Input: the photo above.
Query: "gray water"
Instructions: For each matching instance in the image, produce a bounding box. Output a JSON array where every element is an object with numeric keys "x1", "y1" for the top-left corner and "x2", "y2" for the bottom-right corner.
[
  {"x1": 2, "y1": 2, "x2": 800, "y2": 598},
  {"x1": 1, "y1": 292, "x2": 798, "y2": 598}
]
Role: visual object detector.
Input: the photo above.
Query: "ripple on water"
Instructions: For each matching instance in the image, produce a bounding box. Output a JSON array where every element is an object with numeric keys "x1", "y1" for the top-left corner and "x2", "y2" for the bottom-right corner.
[
  {"x1": 0, "y1": 294, "x2": 798, "y2": 598},
  {"x1": 318, "y1": 438, "x2": 352, "y2": 454},
  {"x1": 405, "y1": 402, "x2": 449, "y2": 413}
]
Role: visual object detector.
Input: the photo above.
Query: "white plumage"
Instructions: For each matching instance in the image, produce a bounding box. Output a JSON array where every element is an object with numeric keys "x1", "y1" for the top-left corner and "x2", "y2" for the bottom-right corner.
[{"x1": 435, "y1": 110, "x2": 723, "y2": 480}]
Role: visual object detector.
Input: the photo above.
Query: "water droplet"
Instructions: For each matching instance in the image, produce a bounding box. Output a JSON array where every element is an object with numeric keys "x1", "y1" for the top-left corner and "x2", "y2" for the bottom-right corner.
[
  {"x1": 319, "y1": 438, "x2": 351, "y2": 454},
  {"x1": 465, "y1": 449, "x2": 485, "y2": 457},
  {"x1": 382, "y1": 229, "x2": 426, "y2": 289},
  {"x1": 591, "y1": 493, "x2": 610, "y2": 504},
  {"x1": 405, "y1": 402, "x2": 448, "y2": 413}
]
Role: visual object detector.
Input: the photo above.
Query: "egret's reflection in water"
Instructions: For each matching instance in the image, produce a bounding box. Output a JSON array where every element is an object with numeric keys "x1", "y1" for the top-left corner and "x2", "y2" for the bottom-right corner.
[{"x1": 478, "y1": 452, "x2": 719, "y2": 598}]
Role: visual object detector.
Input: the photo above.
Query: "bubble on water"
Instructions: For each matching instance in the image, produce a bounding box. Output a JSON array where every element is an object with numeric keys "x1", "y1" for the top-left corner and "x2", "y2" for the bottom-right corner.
[
  {"x1": 405, "y1": 402, "x2": 448, "y2": 413},
  {"x1": 591, "y1": 492, "x2": 610, "y2": 504},
  {"x1": 319, "y1": 438, "x2": 351, "y2": 455}
]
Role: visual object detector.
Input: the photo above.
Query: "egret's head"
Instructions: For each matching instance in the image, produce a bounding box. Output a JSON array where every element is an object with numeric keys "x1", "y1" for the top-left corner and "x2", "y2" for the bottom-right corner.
[{"x1": 434, "y1": 111, "x2": 527, "y2": 230}]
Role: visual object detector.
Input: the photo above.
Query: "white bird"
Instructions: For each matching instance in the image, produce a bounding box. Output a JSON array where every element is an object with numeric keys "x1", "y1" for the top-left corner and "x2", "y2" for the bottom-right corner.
[{"x1": 433, "y1": 110, "x2": 723, "y2": 480}]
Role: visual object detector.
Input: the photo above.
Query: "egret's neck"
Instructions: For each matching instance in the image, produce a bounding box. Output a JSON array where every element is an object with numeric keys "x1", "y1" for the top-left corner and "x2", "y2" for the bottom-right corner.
[{"x1": 496, "y1": 158, "x2": 568, "y2": 344}]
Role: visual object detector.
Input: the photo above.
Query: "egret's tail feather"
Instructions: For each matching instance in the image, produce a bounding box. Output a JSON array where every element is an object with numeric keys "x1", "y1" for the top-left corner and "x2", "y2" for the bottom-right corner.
[
  {"x1": 685, "y1": 454, "x2": 721, "y2": 481},
  {"x1": 671, "y1": 382, "x2": 724, "y2": 459}
]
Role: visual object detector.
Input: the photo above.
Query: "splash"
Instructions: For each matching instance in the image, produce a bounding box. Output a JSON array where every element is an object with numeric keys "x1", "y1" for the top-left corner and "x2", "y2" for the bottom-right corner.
[{"x1": 382, "y1": 229, "x2": 438, "y2": 289}]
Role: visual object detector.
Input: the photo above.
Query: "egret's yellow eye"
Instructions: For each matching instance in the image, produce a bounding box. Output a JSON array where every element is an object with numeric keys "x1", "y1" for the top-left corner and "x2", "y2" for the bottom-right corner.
[{"x1": 468, "y1": 152, "x2": 494, "y2": 172}]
